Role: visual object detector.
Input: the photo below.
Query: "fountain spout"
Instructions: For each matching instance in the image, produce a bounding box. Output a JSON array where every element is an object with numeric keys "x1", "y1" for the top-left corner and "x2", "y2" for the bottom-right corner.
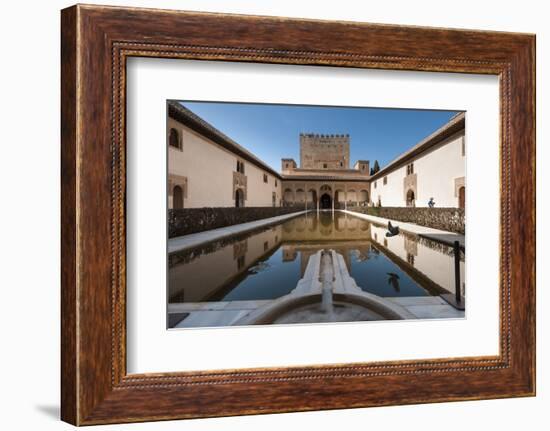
[{"x1": 320, "y1": 250, "x2": 335, "y2": 314}]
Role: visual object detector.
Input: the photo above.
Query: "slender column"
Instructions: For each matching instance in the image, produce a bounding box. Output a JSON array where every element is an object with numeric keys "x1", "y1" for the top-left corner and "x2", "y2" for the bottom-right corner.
[
  {"x1": 316, "y1": 185, "x2": 320, "y2": 213},
  {"x1": 331, "y1": 183, "x2": 335, "y2": 214},
  {"x1": 344, "y1": 184, "x2": 348, "y2": 211}
]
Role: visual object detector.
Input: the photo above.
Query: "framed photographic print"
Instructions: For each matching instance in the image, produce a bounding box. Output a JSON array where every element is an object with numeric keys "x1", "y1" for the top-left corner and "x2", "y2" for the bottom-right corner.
[
  {"x1": 165, "y1": 101, "x2": 466, "y2": 330},
  {"x1": 61, "y1": 4, "x2": 535, "y2": 425}
]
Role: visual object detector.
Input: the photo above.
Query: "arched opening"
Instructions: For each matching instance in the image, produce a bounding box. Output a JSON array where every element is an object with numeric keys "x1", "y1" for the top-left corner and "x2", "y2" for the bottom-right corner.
[
  {"x1": 458, "y1": 186, "x2": 465, "y2": 209},
  {"x1": 347, "y1": 189, "x2": 357, "y2": 206},
  {"x1": 169, "y1": 128, "x2": 180, "y2": 149},
  {"x1": 173, "y1": 185, "x2": 183, "y2": 209},
  {"x1": 406, "y1": 189, "x2": 416, "y2": 207},
  {"x1": 359, "y1": 189, "x2": 369, "y2": 205},
  {"x1": 307, "y1": 189, "x2": 317, "y2": 205},
  {"x1": 295, "y1": 189, "x2": 305, "y2": 203},
  {"x1": 235, "y1": 189, "x2": 245, "y2": 207},
  {"x1": 320, "y1": 193, "x2": 332, "y2": 209},
  {"x1": 283, "y1": 188, "x2": 293, "y2": 205},
  {"x1": 334, "y1": 190, "x2": 344, "y2": 209},
  {"x1": 319, "y1": 185, "x2": 332, "y2": 210}
]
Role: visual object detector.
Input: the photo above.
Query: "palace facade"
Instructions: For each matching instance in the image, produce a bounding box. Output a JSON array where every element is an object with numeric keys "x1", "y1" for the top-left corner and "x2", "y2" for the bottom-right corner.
[{"x1": 167, "y1": 101, "x2": 465, "y2": 210}]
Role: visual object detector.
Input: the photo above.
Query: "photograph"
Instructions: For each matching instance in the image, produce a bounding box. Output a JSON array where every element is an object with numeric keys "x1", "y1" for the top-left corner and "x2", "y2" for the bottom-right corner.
[{"x1": 167, "y1": 101, "x2": 466, "y2": 329}]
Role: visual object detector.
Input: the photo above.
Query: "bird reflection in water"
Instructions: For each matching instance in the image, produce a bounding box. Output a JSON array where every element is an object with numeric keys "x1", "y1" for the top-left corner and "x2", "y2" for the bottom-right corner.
[{"x1": 387, "y1": 272, "x2": 400, "y2": 292}]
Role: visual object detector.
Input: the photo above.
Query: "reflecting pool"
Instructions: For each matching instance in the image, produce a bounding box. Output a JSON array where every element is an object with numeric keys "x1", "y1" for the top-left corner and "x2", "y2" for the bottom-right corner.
[{"x1": 168, "y1": 211, "x2": 465, "y2": 328}]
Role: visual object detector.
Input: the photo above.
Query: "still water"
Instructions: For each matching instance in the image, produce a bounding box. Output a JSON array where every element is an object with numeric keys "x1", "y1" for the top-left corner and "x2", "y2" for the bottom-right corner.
[{"x1": 168, "y1": 212, "x2": 464, "y2": 305}]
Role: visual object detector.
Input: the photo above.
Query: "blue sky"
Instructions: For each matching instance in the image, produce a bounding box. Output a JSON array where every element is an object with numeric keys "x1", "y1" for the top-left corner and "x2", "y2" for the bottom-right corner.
[{"x1": 180, "y1": 101, "x2": 460, "y2": 171}]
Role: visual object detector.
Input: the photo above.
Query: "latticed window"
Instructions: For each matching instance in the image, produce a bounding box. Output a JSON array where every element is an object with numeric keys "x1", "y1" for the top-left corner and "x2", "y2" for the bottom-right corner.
[{"x1": 236, "y1": 160, "x2": 245, "y2": 174}]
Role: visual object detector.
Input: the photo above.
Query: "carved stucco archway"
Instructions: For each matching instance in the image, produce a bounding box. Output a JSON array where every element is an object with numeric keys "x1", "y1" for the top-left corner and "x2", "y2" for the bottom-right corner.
[
  {"x1": 168, "y1": 174, "x2": 187, "y2": 209},
  {"x1": 406, "y1": 189, "x2": 416, "y2": 207},
  {"x1": 235, "y1": 188, "x2": 245, "y2": 207},
  {"x1": 454, "y1": 177, "x2": 466, "y2": 209},
  {"x1": 173, "y1": 185, "x2": 184, "y2": 209}
]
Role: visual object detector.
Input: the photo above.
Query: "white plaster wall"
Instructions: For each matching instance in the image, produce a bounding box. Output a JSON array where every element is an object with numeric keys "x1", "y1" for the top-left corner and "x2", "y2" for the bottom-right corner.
[
  {"x1": 370, "y1": 131, "x2": 465, "y2": 208},
  {"x1": 370, "y1": 164, "x2": 408, "y2": 207},
  {"x1": 415, "y1": 133, "x2": 465, "y2": 207},
  {"x1": 246, "y1": 162, "x2": 282, "y2": 207},
  {"x1": 168, "y1": 118, "x2": 282, "y2": 208}
]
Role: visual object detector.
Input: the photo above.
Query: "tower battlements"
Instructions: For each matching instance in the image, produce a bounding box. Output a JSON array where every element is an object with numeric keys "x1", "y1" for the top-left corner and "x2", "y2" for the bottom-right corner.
[{"x1": 299, "y1": 133, "x2": 350, "y2": 169}]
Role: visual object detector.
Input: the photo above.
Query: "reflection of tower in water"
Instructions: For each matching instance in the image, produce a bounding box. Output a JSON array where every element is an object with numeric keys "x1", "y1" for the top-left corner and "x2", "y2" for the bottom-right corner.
[{"x1": 282, "y1": 246, "x2": 297, "y2": 262}]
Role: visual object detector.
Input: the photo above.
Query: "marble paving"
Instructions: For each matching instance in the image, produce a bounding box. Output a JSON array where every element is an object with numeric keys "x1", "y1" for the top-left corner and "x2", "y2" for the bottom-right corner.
[
  {"x1": 169, "y1": 295, "x2": 464, "y2": 328},
  {"x1": 388, "y1": 296, "x2": 465, "y2": 319}
]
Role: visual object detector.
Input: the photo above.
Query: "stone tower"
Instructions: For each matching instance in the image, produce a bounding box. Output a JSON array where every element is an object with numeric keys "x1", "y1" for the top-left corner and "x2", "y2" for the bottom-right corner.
[
  {"x1": 281, "y1": 158, "x2": 297, "y2": 174},
  {"x1": 299, "y1": 133, "x2": 350, "y2": 169},
  {"x1": 353, "y1": 160, "x2": 370, "y2": 175}
]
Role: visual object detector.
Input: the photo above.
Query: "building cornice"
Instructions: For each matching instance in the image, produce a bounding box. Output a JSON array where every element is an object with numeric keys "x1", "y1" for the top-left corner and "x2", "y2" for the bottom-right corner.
[
  {"x1": 281, "y1": 175, "x2": 370, "y2": 182},
  {"x1": 168, "y1": 101, "x2": 282, "y2": 179},
  {"x1": 370, "y1": 112, "x2": 465, "y2": 181}
]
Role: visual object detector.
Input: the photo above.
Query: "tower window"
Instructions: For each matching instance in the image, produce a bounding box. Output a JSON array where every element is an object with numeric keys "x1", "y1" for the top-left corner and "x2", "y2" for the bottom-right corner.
[{"x1": 263, "y1": 173, "x2": 268, "y2": 183}]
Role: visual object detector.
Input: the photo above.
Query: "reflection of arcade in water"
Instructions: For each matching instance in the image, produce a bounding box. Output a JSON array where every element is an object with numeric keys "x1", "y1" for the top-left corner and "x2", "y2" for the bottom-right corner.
[{"x1": 169, "y1": 212, "x2": 463, "y2": 312}]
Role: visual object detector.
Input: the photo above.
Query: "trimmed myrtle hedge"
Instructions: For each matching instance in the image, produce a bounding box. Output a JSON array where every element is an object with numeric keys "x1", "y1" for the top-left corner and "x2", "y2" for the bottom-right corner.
[{"x1": 169, "y1": 207, "x2": 303, "y2": 238}]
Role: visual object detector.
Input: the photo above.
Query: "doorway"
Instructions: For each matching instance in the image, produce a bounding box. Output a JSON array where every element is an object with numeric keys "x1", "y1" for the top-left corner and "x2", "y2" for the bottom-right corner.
[
  {"x1": 320, "y1": 193, "x2": 332, "y2": 209},
  {"x1": 173, "y1": 185, "x2": 183, "y2": 209},
  {"x1": 458, "y1": 186, "x2": 465, "y2": 209},
  {"x1": 235, "y1": 189, "x2": 244, "y2": 207}
]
